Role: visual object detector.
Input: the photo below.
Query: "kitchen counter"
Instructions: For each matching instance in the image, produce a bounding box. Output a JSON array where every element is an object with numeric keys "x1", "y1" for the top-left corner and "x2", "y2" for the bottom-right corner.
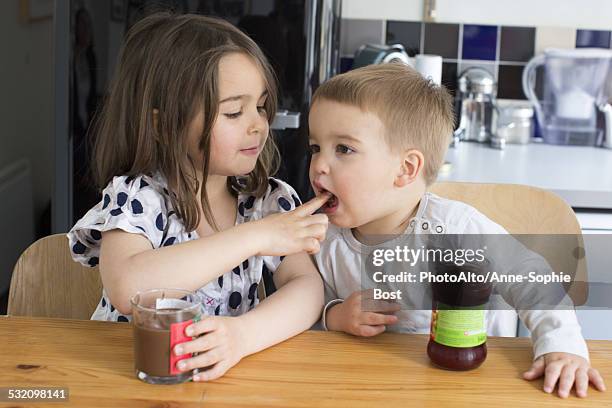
[{"x1": 438, "y1": 142, "x2": 612, "y2": 209}]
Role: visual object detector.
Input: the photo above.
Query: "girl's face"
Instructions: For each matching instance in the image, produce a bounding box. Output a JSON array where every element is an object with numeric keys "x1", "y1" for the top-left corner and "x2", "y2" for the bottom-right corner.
[{"x1": 187, "y1": 52, "x2": 269, "y2": 177}]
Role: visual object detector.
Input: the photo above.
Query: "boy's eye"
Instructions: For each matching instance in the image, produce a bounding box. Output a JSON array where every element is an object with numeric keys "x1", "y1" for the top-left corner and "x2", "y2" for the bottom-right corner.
[
  {"x1": 225, "y1": 111, "x2": 242, "y2": 119},
  {"x1": 308, "y1": 144, "x2": 320, "y2": 154},
  {"x1": 336, "y1": 144, "x2": 355, "y2": 154}
]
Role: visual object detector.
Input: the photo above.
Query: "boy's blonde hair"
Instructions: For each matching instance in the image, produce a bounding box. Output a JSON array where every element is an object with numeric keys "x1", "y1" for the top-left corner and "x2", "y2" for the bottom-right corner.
[{"x1": 312, "y1": 62, "x2": 454, "y2": 185}]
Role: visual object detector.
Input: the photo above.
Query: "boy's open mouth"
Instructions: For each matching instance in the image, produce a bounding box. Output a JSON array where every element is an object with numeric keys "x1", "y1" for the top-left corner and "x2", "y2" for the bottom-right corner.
[{"x1": 319, "y1": 188, "x2": 339, "y2": 213}]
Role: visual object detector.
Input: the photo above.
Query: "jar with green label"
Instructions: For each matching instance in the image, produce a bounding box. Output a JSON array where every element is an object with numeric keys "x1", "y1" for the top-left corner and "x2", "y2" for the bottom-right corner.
[{"x1": 427, "y1": 260, "x2": 492, "y2": 370}]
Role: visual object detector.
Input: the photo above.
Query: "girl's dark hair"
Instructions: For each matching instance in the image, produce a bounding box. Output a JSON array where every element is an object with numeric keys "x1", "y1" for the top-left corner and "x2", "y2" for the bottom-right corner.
[{"x1": 92, "y1": 13, "x2": 279, "y2": 231}]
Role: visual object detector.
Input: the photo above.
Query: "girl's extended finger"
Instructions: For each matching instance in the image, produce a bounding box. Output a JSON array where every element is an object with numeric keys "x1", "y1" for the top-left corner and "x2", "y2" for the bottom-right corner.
[{"x1": 294, "y1": 193, "x2": 331, "y2": 216}]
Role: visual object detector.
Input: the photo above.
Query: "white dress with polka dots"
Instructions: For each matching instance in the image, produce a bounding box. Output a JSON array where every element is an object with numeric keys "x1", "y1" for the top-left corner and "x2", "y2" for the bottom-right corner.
[{"x1": 67, "y1": 173, "x2": 301, "y2": 322}]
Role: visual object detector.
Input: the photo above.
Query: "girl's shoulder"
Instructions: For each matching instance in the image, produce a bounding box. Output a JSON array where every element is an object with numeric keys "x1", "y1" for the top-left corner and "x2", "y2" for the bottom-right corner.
[
  {"x1": 67, "y1": 173, "x2": 178, "y2": 267},
  {"x1": 104, "y1": 172, "x2": 171, "y2": 203},
  {"x1": 97, "y1": 173, "x2": 174, "y2": 224}
]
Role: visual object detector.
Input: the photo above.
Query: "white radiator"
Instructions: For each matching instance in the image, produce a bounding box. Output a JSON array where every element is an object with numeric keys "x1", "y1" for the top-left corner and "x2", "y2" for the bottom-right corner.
[{"x1": 0, "y1": 159, "x2": 34, "y2": 295}]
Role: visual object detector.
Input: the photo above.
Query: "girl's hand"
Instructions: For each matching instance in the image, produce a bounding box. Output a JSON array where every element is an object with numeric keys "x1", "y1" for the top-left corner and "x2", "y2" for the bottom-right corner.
[
  {"x1": 523, "y1": 352, "x2": 606, "y2": 398},
  {"x1": 173, "y1": 316, "x2": 247, "y2": 381},
  {"x1": 254, "y1": 193, "x2": 331, "y2": 256}
]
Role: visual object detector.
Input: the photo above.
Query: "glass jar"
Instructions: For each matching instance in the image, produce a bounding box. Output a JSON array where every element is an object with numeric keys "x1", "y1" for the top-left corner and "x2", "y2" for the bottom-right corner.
[
  {"x1": 495, "y1": 101, "x2": 534, "y2": 144},
  {"x1": 427, "y1": 261, "x2": 492, "y2": 371}
]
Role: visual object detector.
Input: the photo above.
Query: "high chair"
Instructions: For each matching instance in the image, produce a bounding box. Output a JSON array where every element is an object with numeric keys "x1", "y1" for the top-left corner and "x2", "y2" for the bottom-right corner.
[
  {"x1": 429, "y1": 182, "x2": 587, "y2": 306},
  {"x1": 7, "y1": 234, "x2": 102, "y2": 319}
]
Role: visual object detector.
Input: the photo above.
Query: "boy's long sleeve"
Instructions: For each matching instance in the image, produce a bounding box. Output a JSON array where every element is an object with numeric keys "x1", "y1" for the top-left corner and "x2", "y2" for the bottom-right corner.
[{"x1": 519, "y1": 307, "x2": 589, "y2": 361}]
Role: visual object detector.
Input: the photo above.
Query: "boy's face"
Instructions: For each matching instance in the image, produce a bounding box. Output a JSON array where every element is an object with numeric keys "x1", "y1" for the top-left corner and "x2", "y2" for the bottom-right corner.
[{"x1": 308, "y1": 99, "x2": 405, "y2": 229}]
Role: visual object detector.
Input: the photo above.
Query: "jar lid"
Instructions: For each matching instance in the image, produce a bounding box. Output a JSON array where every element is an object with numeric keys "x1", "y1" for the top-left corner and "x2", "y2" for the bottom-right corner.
[
  {"x1": 458, "y1": 67, "x2": 496, "y2": 94},
  {"x1": 497, "y1": 100, "x2": 534, "y2": 118}
]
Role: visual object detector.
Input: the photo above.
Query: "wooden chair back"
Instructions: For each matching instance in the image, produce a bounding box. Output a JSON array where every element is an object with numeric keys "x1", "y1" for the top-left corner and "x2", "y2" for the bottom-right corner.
[{"x1": 8, "y1": 234, "x2": 102, "y2": 319}]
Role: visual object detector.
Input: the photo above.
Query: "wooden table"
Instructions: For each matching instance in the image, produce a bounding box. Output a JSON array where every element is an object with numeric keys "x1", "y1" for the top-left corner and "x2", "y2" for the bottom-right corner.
[{"x1": 1, "y1": 316, "x2": 610, "y2": 407}]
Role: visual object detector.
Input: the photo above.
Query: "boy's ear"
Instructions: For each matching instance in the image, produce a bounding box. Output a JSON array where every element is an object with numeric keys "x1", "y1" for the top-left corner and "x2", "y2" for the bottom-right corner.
[{"x1": 395, "y1": 149, "x2": 424, "y2": 188}]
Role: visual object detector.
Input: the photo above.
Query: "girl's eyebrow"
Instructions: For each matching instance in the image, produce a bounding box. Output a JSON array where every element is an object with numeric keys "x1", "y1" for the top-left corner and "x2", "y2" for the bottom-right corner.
[{"x1": 219, "y1": 90, "x2": 268, "y2": 104}]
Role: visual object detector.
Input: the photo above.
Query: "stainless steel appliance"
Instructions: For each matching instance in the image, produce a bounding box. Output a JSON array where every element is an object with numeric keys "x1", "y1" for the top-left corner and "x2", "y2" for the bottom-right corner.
[
  {"x1": 352, "y1": 44, "x2": 410, "y2": 69},
  {"x1": 453, "y1": 67, "x2": 497, "y2": 144}
]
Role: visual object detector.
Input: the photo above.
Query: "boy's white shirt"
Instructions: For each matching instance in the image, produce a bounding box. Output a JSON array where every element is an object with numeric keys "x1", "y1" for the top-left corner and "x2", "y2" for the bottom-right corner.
[{"x1": 314, "y1": 192, "x2": 589, "y2": 361}]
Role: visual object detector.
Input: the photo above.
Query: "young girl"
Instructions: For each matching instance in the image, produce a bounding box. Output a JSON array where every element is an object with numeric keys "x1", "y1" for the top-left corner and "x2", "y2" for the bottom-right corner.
[{"x1": 67, "y1": 13, "x2": 330, "y2": 382}]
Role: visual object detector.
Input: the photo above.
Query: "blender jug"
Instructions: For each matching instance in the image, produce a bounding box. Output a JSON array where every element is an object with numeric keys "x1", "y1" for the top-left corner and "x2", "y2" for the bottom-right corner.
[{"x1": 522, "y1": 48, "x2": 612, "y2": 146}]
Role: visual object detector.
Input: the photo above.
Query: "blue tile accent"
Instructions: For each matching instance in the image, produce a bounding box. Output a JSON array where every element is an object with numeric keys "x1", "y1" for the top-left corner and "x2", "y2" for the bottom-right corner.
[
  {"x1": 576, "y1": 30, "x2": 611, "y2": 48},
  {"x1": 340, "y1": 57, "x2": 354, "y2": 73},
  {"x1": 462, "y1": 24, "x2": 498, "y2": 61}
]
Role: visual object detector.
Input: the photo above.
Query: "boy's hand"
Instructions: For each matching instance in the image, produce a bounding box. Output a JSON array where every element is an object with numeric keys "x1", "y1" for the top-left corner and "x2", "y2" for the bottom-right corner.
[
  {"x1": 326, "y1": 289, "x2": 401, "y2": 336},
  {"x1": 253, "y1": 193, "x2": 330, "y2": 256},
  {"x1": 173, "y1": 316, "x2": 247, "y2": 381},
  {"x1": 523, "y1": 352, "x2": 606, "y2": 398}
]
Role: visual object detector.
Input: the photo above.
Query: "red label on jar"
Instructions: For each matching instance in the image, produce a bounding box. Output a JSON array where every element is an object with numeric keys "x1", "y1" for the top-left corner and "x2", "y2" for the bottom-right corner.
[{"x1": 169, "y1": 319, "x2": 193, "y2": 375}]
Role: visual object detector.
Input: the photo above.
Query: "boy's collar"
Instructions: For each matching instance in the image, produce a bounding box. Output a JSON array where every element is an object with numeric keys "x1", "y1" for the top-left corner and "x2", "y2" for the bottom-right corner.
[{"x1": 340, "y1": 192, "x2": 432, "y2": 251}]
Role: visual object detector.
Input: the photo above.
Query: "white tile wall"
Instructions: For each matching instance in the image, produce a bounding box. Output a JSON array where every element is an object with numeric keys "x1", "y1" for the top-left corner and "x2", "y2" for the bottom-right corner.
[
  {"x1": 342, "y1": 0, "x2": 422, "y2": 21},
  {"x1": 535, "y1": 26, "x2": 577, "y2": 55},
  {"x1": 342, "y1": 0, "x2": 612, "y2": 31}
]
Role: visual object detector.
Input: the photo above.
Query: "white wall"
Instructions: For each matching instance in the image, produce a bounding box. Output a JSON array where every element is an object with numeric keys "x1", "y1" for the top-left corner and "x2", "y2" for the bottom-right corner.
[
  {"x1": 343, "y1": 0, "x2": 612, "y2": 30},
  {"x1": 0, "y1": 0, "x2": 53, "y2": 224},
  {"x1": 343, "y1": 0, "x2": 423, "y2": 21}
]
